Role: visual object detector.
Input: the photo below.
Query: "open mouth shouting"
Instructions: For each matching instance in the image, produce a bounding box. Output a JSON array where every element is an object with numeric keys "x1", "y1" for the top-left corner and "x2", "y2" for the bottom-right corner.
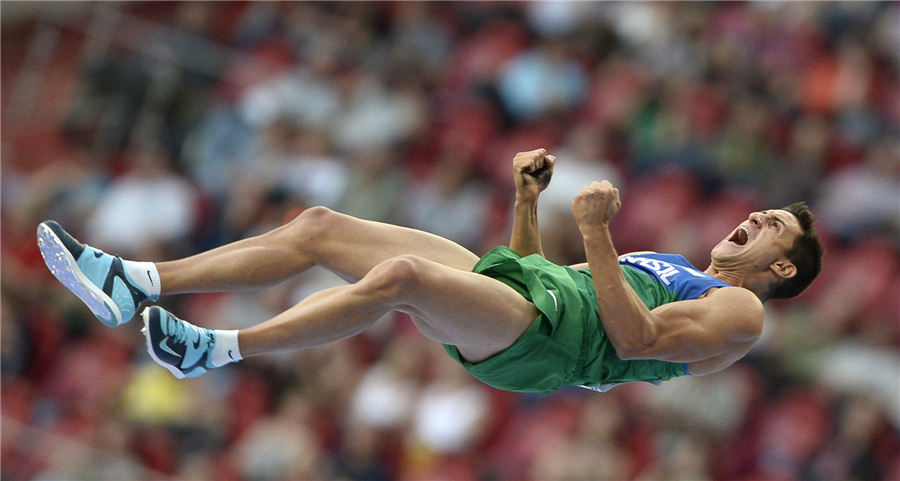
[{"x1": 727, "y1": 225, "x2": 750, "y2": 247}]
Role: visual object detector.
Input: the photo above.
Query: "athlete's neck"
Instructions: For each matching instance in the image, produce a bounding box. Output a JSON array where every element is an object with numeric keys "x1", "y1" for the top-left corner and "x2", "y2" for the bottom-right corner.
[{"x1": 704, "y1": 266, "x2": 768, "y2": 301}]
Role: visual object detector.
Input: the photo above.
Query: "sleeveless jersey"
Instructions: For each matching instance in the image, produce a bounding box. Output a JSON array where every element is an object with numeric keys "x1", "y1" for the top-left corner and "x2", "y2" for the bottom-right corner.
[
  {"x1": 578, "y1": 253, "x2": 732, "y2": 392},
  {"x1": 618, "y1": 253, "x2": 732, "y2": 307},
  {"x1": 444, "y1": 246, "x2": 735, "y2": 394}
]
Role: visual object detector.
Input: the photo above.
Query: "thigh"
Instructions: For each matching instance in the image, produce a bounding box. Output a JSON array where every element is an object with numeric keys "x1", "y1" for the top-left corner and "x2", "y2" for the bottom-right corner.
[
  {"x1": 311, "y1": 209, "x2": 481, "y2": 282},
  {"x1": 395, "y1": 256, "x2": 540, "y2": 364}
]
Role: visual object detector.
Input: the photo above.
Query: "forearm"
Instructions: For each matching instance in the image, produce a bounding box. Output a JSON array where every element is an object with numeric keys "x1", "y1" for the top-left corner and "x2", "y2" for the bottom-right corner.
[
  {"x1": 509, "y1": 196, "x2": 543, "y2": 257},
  {"x1": 582, "y1": 227, "x2": 658, "y2": 356}
]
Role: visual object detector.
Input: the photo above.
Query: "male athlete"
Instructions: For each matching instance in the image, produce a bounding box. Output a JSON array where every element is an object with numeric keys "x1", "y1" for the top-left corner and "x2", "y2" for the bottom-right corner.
[{"x1": 37, "y1": 149, "x2": 823, "y2": 393}]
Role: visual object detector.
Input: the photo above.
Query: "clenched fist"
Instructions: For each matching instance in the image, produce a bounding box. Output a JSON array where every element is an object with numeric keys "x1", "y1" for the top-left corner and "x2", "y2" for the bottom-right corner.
[
  {"x1": 513, "y1": 149, "x2": 556, "y2": 200},
  {"x1": 572, "y1": 180, "x2": 621, "y2": 231}
]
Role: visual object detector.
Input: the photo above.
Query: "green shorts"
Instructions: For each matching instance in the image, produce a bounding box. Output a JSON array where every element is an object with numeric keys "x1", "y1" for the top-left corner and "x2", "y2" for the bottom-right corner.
[
  {"x1": 443, "y1": 246, "x2": 599, "y2": 393},
  {"x1": 443, "y1": 246, "x2": 688, "y2": 393}
]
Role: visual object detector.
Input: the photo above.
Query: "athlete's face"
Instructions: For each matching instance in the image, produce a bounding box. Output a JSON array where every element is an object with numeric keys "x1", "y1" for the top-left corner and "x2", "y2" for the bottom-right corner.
[{"x1": 711, "y1": 210, "x2": 804, "y2": 275}]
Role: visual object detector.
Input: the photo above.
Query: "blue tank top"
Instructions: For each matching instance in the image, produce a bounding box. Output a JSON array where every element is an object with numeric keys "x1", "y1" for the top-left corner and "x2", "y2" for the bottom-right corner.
[{"x1": 618, "y1": 253, "x2": 732, "y2": 303}]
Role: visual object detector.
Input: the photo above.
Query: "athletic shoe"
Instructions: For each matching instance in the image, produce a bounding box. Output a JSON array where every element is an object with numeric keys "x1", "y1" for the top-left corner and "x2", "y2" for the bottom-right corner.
[
  {"x1": 142, "y1": 306, "x2": 216, "y2": 379},
  {"x1": 37, "y1": 221, "x2": 156, "y2": 327}
]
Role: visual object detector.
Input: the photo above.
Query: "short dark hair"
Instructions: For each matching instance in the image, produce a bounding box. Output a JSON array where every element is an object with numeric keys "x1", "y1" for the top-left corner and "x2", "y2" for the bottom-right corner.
[{"x1": 768, "y1": 202, "x2": 825, "y2": 300}]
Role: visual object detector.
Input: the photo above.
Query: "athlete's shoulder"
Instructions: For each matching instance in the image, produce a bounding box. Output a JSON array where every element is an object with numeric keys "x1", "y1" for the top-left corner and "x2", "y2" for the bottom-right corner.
[
  {"x1": 704, "y1": 286, "x2": 765, "y2": 338},
  {"x1": 705, "y1": 285, "x2": 763, "y2": 306}
]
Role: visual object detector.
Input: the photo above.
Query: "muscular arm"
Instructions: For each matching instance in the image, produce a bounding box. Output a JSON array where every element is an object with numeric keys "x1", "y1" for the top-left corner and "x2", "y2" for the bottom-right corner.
[
  {"x1": 573, "y1": 182, "x2": 764, "y2": 364},
  {"x1": 509, "y1": 149, "x2": 555, "y2": 257}
]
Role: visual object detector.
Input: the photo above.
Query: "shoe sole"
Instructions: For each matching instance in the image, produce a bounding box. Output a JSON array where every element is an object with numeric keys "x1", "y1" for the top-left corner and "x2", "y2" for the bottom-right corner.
[
  {"x1": 37, "y1": 222, "x2": 123, "y2": 327},
  {"x1": 142, "y1": 308, "x2": 188, "y2": 380}
]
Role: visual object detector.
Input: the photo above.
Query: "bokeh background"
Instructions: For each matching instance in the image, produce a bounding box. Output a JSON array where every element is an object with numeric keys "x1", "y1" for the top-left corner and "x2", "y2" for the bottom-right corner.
[{"x1": 2, "y1": 2, "x2": 899, "y2": 480}]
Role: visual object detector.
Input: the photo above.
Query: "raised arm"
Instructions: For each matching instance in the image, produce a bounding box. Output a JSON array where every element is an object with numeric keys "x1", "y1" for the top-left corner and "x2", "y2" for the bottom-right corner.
[
  {"x1": 572, "y1": 181, "x2": 764, "y2": 370},
  {"x1": 509, "y1": 149, "x2": 555, "y2": 257}
]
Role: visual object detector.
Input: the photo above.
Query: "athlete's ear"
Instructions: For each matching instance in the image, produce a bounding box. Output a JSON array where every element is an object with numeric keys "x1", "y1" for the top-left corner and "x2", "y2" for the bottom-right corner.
[{"x1": 770, "y1": 259, "x2": 797, "y2": 279}]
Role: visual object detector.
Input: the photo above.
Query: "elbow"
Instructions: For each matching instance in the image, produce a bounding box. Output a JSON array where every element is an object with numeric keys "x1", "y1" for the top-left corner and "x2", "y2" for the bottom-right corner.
[
  {"x1": 610, "y1": 332, "x2": 658, "y2": 361},
  {"x1": 601, "y1": 310, "x2": 661, "y2": 360}
]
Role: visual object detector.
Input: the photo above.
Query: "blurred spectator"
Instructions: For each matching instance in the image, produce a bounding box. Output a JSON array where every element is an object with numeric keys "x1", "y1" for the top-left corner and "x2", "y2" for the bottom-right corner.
[
  {"x1": 387, "y1": 2, "x2": 453, "y2": 84},
  {"x1": 183, "y1": 41, "x2": 296, "y2": 198},
  {"x1": 756, "y1": 388, "x2": 833, "y2": 480},
  {"x1": 635, "y1": 431, "x2": 714, "y2": 481},
  {"x1": 238, "y1": 62, "x2": 340, "y2": 135},
  {"x1": 636, "y1": 365, "x2": 757, "y2": 440},
  {"x1": 525, "y1": 1, "x2": 598, "y2": 40},
  {"x1": 398, "y1": 149, "x2": 491, "y2": 251},
  {"x1": 2, "y1": 136, "x2": 107, "y2": 232},
  {"x1": 497, "y1": 38, "x2": 589, "y2": 122},
  {"x1": 530, "y1": 394, "x2": 631, "y2": 481},
  {"x1": 335, "y1": 147, "x2": 409, "y2": 223},
  {"x1": 331, "y1": 67, "x2": 428, "y2": 153},
  {"x1": 215, "y1": 118, "x2": 347, "y2": 242},
  {"x1": 802, "y1": 394, "x2": 897, "y2": 481},
  {"x1": 814, "y1": 341, "x2": 900, "y2": 428},
  {"x1": 764, "y1": 114, "x2": 831, "y2": 207},
  {"x1": 334, "y1": 423, "x2": 393, "y2": 481},
  {"x1": 815, "y1": 138, "x2": 900, "y2": 241},
  {"x1": 350, "y1": 338, "x2": 421, "y2": 431},
  {"x1": 401, "y1": 346, "x2": 490, "y2": 479},
  {"x1": 708, "y1": 93, "x2": 777, "y2": 191},
  {"x1": 232, "y1": 390, "x2": 324, "y2": 481},
  {"x1": 408, "y1": 355, "x2": 489, "y2": 455},
  {"x1": 84, "y1": 143, "x2": 198, "y2": 257},
  {"x1": 278, "y1": 127, "x2": 348, "y2": 209}
]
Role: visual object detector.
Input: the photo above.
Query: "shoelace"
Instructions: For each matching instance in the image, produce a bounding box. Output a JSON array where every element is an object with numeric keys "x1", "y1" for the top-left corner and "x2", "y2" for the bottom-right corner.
[
  {"x1": 166, "y1": 314, "x2": 214, "y2": 354},
  {"x1": 167, "y1": 314, "x2": 190, "y2": 346}
]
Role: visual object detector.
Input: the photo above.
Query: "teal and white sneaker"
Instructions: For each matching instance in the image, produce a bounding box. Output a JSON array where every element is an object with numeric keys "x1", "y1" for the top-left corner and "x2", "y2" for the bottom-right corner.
[
  {"x1": 142, "y1": 306, "x2": 217, "y2": 379},
  {"x1": 37, "y1": 221, "x2": 157, "y2": 327}
]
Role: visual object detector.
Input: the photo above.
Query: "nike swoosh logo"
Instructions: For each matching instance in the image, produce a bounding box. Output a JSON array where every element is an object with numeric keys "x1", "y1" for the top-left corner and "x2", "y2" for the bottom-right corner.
[
  {"x1": 93, "y1": 250, "x2": 104, "y2": 258},
  {"x1": 193, "y1": 336, "x2": 203, "y2": 350},
  {"x1": 547, "y1": 290, "x2": 558, "y2": 311},
  {"x1": 228, "y1": 350, "x2": 235, "y2": 361},
  {"x1": 147, "y1": 270, "x2": 154, "y2": 286},
  {"x1": 159, "y1": 337, "x2": 182, "y2": 358}
]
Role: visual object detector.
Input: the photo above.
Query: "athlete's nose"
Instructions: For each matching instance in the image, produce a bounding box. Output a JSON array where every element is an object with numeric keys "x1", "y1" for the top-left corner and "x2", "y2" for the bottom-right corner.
[{"x1": 749, "y1": 212, "x2": 764, "y2": 228}]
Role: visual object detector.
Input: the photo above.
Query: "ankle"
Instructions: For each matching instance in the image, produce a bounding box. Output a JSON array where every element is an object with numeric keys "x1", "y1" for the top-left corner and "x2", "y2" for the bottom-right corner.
[
  {"x1": 210, "y1": 330, "x2": 242, "y2": 367},
  {"x1": 122, "y1": 260, "x2": 161, "y2": 300}
]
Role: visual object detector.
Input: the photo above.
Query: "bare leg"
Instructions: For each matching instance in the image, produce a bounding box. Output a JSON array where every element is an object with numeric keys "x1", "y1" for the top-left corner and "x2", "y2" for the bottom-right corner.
[
  {"x1": 158, "y1": 207, "x2": 481, "y2": 294},
  {"x1": 238, "y1": 254, "x2": 539, "y2": 363}
]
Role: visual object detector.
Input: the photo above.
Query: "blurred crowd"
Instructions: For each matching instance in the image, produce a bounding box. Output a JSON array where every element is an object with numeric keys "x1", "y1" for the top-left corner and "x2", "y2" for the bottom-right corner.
[{"x1": 2, "y1": 2, "x2": 899, "y2": 480}]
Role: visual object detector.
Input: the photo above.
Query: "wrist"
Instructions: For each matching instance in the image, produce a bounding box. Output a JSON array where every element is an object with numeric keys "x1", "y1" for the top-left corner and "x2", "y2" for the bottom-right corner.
[
  {"x1": 515, "y1": 194, "x2": 539, "y2": 206},
  {"x1": 579, "y1": 223, "x2": 612, "y2": 241}
]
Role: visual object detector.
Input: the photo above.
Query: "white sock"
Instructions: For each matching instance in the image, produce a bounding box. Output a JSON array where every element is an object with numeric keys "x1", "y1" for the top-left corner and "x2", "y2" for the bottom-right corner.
[
  {"x1": 210, "y1": 330, "x2": 242, "y2": 367},
  {"x1": 122, "y1": 260, "x2": 161, "y2": 300}
]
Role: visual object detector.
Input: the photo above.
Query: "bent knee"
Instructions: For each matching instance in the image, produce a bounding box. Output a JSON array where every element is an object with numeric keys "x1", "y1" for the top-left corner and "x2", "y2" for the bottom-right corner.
[
  {"x1": 360, "y1": 255, "x2": 427, "y2": 299},
  {"x1": 281, "y1": 205, "x2": 336, "y2": 243},
  {"x1": 291, "y1": 206, "x2": 335, "y2": 231}
]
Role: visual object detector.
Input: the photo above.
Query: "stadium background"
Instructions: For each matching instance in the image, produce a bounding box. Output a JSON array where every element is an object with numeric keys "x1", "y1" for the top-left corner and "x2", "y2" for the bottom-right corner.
[{"x1": 1, "y1": 2, "x2": 898, "y2": 480}]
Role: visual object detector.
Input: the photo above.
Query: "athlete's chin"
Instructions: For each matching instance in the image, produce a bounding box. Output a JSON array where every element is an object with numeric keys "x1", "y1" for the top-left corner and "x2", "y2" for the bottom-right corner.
[
  {"x1": 711, "y1": 245, "x2": 744, "y2": 263},
  {"x1": 711, "y1": 243, "x2": 734, "y2": 258}
]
